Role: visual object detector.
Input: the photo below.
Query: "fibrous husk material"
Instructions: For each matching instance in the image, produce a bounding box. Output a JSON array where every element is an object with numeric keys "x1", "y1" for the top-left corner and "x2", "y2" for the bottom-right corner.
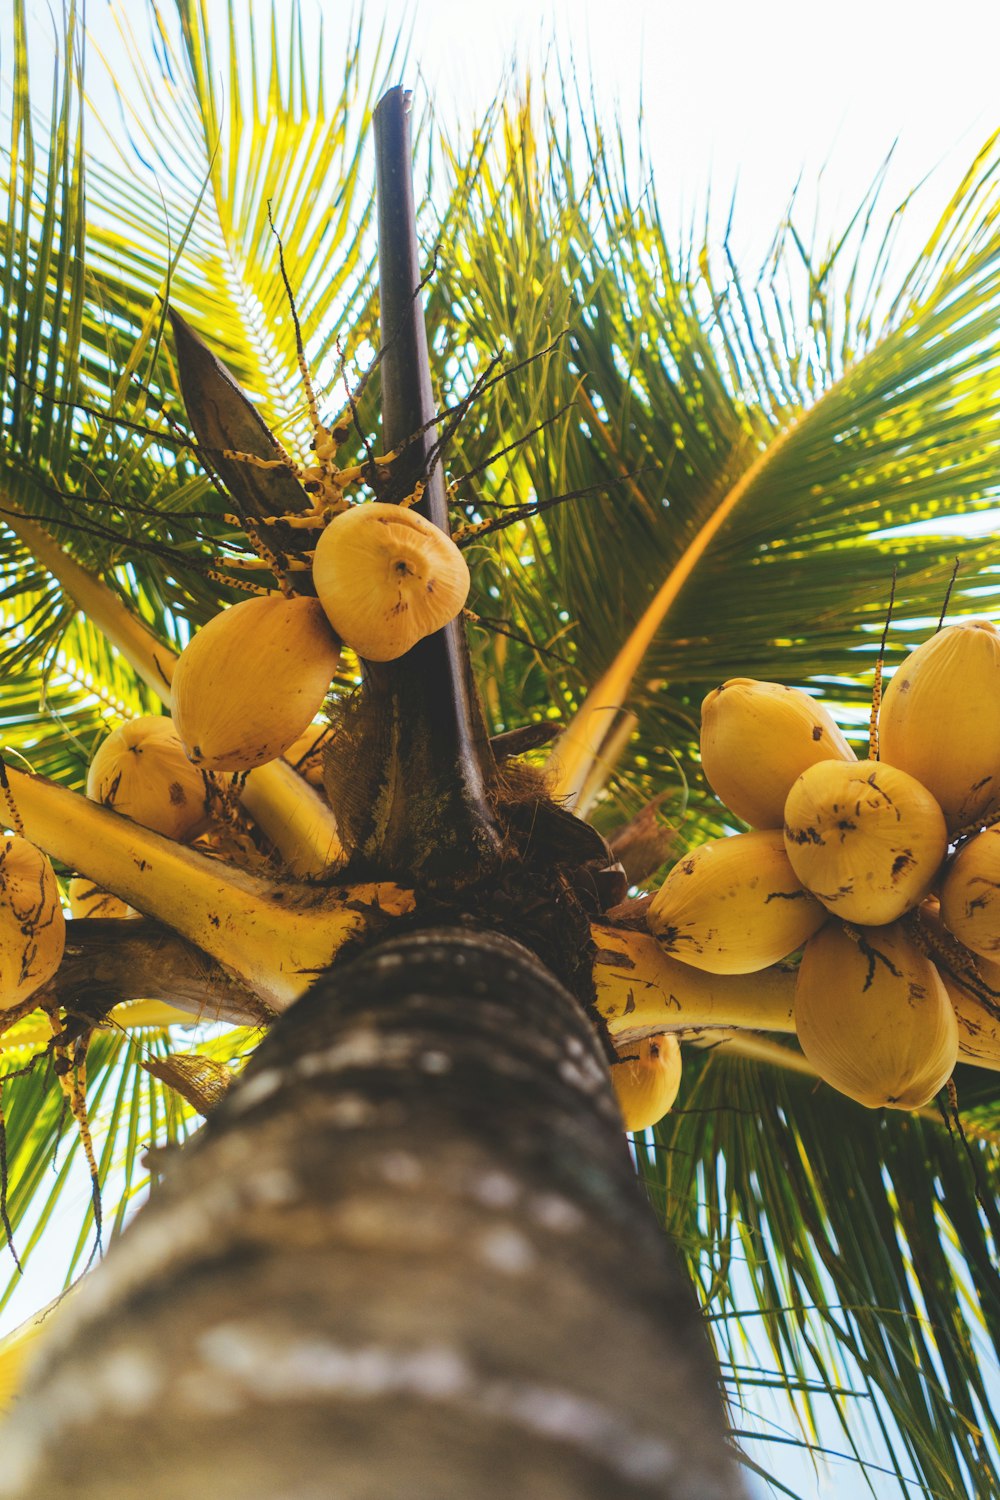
[
  {"x1": 879, "y1": 618, "x2": 1000, "y2": 832},
  {"x1": 172, "y1": 594, "x2": 342, "y2": 773},
  {"x1": 86, "y1": 716, "x2": 209, "y2": 842},
  {"x1": 647, "y1": 828, "x2": 827, "y2": 974},
  {"x1": 794, "y1": 920, "x2": 958, "y2": 1109},
  {"x1": 611, "y1": 1034, "x2": 682, "y2": 1132},
  {"x1": 141, "y1": 1052, "x2": 234, "y2": 1117},
  {"x1": 700, "y1": 678, "x2": 855, "y2": 829},
  {"x1": 0, "y1": 836, "x2": 65, "y2": 1010},
  {"x1": 783, "y1": 759, "x2": 947, "y2": 925},
  {"x1": 312, "y1": 501, "x2": 470, "y2": 662}
]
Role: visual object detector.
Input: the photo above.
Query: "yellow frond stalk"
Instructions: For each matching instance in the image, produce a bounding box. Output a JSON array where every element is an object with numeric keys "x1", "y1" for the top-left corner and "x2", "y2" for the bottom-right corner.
[
  {"x1": 591, "y1": 923, "x2": 796, "y2": 1041},
  {"x1": 4, "y1": 766, "x2": 413, "y2": 1009}
]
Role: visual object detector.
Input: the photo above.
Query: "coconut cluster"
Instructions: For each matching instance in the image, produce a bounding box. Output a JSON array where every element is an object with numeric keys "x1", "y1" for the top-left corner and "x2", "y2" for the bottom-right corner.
[
  {"x1": 647, "y1": 621, "x2": 1000, "y2": 1112},
  {"x1": 170, "y1": 502, "x2": 469, "y2": 775}
]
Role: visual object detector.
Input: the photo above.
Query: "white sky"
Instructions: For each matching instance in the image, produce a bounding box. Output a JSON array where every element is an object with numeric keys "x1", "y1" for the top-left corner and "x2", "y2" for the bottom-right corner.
[
  {"x1": 352, "y1": 0, "x2": 1000, "y2": 270},
  {"x1": 6, "y1": 2, "x2": 1000, "y2": 1495}
]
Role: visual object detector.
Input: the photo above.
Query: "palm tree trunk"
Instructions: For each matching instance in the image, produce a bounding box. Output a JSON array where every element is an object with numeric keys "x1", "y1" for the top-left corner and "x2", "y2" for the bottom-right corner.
[{"x1": 1, "y1": 927, "x2": 746, "y2": 1500}]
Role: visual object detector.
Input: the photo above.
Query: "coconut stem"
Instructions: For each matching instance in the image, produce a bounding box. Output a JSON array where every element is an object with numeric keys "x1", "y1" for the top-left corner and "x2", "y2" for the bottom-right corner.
[
  {"x1": 2, "y1": 766, "x2": 411, "y2": 1007},
  {"x1": 591, "y1": 923, "x2": 797, "y2": 1038},
  {"x1": 363, "y1": 87, "x2": 502, "y2": 887},
  {"x1": 44, "y1": 920, "x2": 271, "y2": 1027},
  {"x1": 869, "y1": 563, "x2": 897, "y2": 760}
]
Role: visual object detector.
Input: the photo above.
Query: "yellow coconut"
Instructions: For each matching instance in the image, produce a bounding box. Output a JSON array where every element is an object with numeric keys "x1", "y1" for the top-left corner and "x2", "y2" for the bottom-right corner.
[
  {"x1": 312, "y1": 501, "x2": 470, "y2": 662},
  {"x1": 172, "y1": 594, "x2": 342, "y2": 773},
  {"x1": 908, "y1": 902, "x2": 1000, "y2": 1068},
  {"x1": 879, "y1": 619, "x2": 1000, "y2": 832},
  {"x1": 87, "y1": 716, "x2": 209, "y2": 842},
  {"x1": 700, "y1": 678, "x2": 856, "y2": 828},
  {"x1": 794, "y1": 920, "x2": 958, "y2": 1109},
  {"x1": 0, "y1": 836, "x2": 66, "y2": 1010},
  {"x1": 67, "y1": 878, "x2": 133, "y2": 921},
  {"x1": 939, "y1": 825, "x2": 1000, "y2": 961},
  {"x1": 938, "y1": 954, "x2": 1000, "y2": 1070},
  {"x1": 611, "y1": 1034, "x2": 682, "y2": 1132},
  {"x1": 647, "y1": 828, "x2": 827, "y2": 974},
  {"x1": 782, "y1": 759, "x2": 947, "y2": 926}
]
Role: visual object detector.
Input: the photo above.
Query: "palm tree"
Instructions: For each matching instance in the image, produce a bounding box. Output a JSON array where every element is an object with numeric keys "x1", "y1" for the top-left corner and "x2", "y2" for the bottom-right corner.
[{"x1": 3, "y1": 3, "x2": 1000, "y2": 1495}]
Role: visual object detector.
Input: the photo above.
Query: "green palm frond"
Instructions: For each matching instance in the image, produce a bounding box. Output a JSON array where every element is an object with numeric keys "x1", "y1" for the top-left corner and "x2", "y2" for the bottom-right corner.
[
  {"x1": 89, "y1": 0, "x2": 393, "y2": 426},
  {"x1": 429, "y1": 100, "x2": 1000, "y2": 832},
  {"x1": 1, "y1": 0, "x2": 398, "y2": 672},
  {"x1": 637, "y1": 1050, "x2": 1000, "y2": 1498},
  {"x1": 0, "y1": 1016, "x2": 253, "y2": 1320}
]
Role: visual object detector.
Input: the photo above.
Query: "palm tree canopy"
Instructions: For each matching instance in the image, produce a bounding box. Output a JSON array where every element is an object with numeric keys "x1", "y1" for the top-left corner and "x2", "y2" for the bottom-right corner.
[{"x1": 4, "y1": 3, "x2": 1000, "y2": 1494}]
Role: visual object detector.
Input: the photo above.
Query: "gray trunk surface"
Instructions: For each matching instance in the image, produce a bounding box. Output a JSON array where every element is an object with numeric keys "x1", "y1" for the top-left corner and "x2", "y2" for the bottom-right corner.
[{"x1": 0, "y1": 926, "x2": 747, "y2": 1500}]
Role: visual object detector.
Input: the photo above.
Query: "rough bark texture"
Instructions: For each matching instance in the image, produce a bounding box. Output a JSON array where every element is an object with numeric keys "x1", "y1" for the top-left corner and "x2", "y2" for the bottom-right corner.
[{"x1": 0, "y1": 927, "x2": 746, "y2": 1500}]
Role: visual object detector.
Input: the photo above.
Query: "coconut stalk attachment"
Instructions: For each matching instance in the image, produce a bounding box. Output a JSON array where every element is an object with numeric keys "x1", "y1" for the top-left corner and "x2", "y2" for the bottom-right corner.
[
  {"x1": 284, "y1": 723, "x2": 333, "y2": 787},
  {"x1": 783, "y1": 759, "x2": 947, "y2": 925},
  {"x1": 879, "y1": 619, "x2": 1000, "y2": 832},
  {"x1": 611, "y1": 1033, "x2": 682, "y2": 1131},
  {"x1": 0, "y1": 836, "x2": 65, "y2": 1009},
  {"x1": 700, "y1": 678, "x2": 856, "y2": 828},
  {"x1": 794, "y1": 920, "x2": 958, "y2": 1109},
  {"x1": 647, "y1": 828, "x2": 827, "y2": 973},
  {"x1": 336, "y1": 86, "x2": 501, "y2": 885}
]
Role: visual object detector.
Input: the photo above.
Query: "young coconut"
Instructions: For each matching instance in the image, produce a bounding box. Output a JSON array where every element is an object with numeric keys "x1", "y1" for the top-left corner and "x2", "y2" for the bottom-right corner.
[
  {"x1": 794, "y1": 920, "x2": 958, "y2": 1110},
  {"x1": 647, "y1": 828, "x2": 827, "y2": 974},
  {"x1": 611, "y1": 1034, "x2": 682, "y2": 1132},
  {"x1": 915, "y1": 905, "x2": 1000, "y2": 1070},
  {"x1": 700, "y1": 678, "x2": 856, "y2": 828},
  {"x1": 939, "y1": 825, "x2": 1000, "y2": 961},
  {"x1": 879, "y1": 619, "x2": 1000, "y2": 832},
  {"x1": 312, "y1": 501, "x2": 470, "y2": 662},
  {"x1": 172, "y1": 595, "x2": 342, "y2": 773},
  {"x1": 938, "y1": 958, "x2": 1000, "y2": 1070},
  {"x1": 783, "y1": 759, "x2": 947, "y2": 925},
  {"x1": 67, "y1": 878, "x2": 133, "y2": 921},
  {"x1": 0, "y1": 836, "x2": 65, "y2": 1010},
  {"x1": 87, "y1": 716, "x2": 209, "y2": 842}
]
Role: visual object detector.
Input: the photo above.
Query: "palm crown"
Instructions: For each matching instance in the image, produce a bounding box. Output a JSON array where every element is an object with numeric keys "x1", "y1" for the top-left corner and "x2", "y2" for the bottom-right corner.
[{"x1": 4, "y1": 2, "x2": 1000, "y2": 1494}]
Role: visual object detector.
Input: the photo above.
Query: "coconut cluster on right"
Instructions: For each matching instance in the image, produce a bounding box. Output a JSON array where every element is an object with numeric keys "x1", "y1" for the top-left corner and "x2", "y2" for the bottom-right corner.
[{"x1": 647, "y1": 619, "x2": 1000, "y2": 1110}]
